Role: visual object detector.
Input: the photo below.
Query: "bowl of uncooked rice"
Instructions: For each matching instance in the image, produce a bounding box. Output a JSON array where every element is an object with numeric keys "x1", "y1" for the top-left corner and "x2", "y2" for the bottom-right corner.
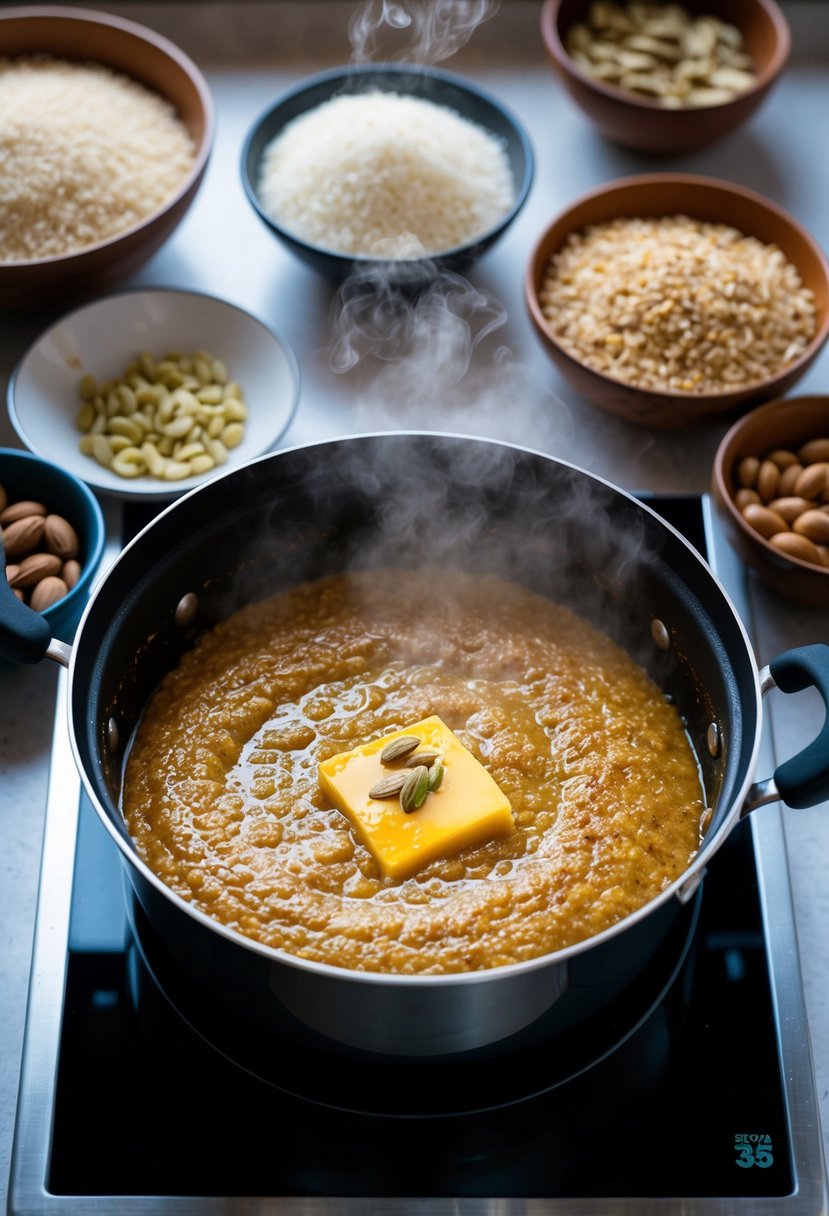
[
  {"x1": 525, "y1": 173, "x2": 829, "y2": 429},
  {"x1": 0, "y1": 6, "x2": 213, "y2": 308},
  {"x1": 241, "y1": 63, "x2": 534, "y2": 279}
]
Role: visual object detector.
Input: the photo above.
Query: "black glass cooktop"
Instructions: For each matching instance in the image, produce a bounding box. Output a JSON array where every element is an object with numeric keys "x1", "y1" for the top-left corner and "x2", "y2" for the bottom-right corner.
[{"x1": 8, "y1": 495, "x2": 828, "y2": 1214}]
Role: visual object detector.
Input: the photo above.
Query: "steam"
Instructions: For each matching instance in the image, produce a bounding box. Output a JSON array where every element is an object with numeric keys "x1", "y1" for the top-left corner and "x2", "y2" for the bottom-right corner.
[
  {"x1": 326, "y1": 261, "x2": 575, "y2": 446},
  {"x1": 348, "y1": 0, "x2": 500, "y2": 65}
]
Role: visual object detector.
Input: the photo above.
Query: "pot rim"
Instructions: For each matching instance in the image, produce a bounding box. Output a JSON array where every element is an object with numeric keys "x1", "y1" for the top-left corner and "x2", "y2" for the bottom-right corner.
[{"x1": 66, "y1": 430, "x2": 763, "y2": 988}]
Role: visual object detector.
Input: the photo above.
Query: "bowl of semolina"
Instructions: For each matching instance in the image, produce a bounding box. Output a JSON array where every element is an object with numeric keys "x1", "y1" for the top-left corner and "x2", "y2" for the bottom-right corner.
[{"x1": 0, "y1": 5, "x2": 214, "y2": 309}]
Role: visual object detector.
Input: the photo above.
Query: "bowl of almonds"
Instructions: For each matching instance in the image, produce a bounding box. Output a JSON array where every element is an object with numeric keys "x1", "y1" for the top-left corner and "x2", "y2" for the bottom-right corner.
[
  {"x1": 540, "y1": 0, "x2": 790, "y2": 152},
  {"x1": 712, "y1": 395, "x2": 829, "y2": 608},
  {"x1": 0, "y1": 447, "x2": 105, "y2": 644}
]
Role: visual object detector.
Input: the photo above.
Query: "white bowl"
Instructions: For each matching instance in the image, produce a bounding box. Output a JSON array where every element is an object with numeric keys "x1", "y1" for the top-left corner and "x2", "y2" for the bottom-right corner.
[{"x1": 7, "y1": 288, "x2": 301, "y2": 501}]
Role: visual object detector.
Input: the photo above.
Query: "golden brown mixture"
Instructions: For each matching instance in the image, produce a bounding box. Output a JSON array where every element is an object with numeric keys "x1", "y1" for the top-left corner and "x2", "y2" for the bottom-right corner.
[{"x1": 122, "y1": 569, "x2": 704, "y2": 975}]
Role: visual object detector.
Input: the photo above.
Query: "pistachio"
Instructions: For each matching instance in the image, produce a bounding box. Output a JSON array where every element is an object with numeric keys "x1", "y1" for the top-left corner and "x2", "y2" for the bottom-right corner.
[
  {"x1": 400, "y1": 765, "x2": 430, "y2": 814},
  {"x1": 380, "y1": 735, "x2": 420, "y2": 764},
  {"x1": 427, "y1": 761, "x2": 444, "y2": 792},
  {"x1": 368, "y1": 772, "x2": 408, "y2": 800}
]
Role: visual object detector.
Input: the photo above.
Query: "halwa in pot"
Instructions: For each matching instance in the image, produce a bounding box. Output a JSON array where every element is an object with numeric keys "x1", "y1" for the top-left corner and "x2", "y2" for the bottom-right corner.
[{"x1": 122, "y1": 564, "x2": 705, "y2": 976}]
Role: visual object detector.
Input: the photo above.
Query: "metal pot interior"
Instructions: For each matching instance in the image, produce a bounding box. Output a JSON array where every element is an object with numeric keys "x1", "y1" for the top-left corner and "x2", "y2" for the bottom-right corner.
[{"x1": 71, "y1": 433, "x2": 758, "y2": 876}]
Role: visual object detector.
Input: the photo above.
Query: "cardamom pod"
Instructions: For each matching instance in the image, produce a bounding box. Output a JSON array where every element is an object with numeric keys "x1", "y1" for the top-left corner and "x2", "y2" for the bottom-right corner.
[
  {"x1": 380, "y1": 735, "x2": 420, "y2": 765},
  {"x1": 427, "y1": 760, "x2": 444, "y2": 792},
  {"x1": 405, "y1": 749, "x2": 440, "y2": 768},
  {"x1": 369, "y1": 772, "x2": 408, "y2": 800},
  {"x1": 400, "y1": 765, "x2": 429, "y2": 813}
]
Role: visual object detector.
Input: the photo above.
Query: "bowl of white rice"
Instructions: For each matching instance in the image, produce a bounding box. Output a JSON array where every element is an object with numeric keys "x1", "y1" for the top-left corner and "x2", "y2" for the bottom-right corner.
[
  {"x1": 240, "y1": 63, "x2": 534, "y2": 280},
  {"x1": 0, "y1": 6, "x2": 213, "y2": 310}
]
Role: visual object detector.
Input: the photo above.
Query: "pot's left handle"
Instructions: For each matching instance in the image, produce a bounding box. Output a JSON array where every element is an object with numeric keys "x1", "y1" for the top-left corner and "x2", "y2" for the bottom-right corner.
[
  {"x1": 0, "y1": 532, "x2": 62, "y2": 666},
  {"x1": 745, "y1": 644, "x2": 829, "y2": 813}
]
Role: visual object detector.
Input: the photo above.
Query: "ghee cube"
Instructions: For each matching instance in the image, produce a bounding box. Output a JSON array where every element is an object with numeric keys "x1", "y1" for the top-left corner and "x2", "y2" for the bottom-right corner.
[{"x1": 318, "y1": 715, "x2": 514, "y2": 881}]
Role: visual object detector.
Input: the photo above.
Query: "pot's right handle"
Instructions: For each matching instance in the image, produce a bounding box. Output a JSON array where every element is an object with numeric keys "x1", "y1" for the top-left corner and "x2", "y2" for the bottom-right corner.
[
  {"x1": 0, "y1": 531, "x2": 52, "y2": 665},
  {"x1": 745, "y1": 644, "x2": 829, "y2": 813}
]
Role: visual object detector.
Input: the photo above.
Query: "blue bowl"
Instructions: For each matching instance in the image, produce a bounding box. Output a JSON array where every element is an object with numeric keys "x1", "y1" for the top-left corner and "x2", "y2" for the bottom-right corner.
[
  {"x1": 241, "y1": 63, "x2": 534, "y2": 281},
  {"x1": 0, "y1": 447, "x2": 105, "y2": 646}
]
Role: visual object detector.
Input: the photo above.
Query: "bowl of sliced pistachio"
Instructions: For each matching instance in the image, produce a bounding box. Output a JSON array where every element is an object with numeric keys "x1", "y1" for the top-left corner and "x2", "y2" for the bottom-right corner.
[{"x1": 540, "y1": 0, "x2": 790, "y2": 153}]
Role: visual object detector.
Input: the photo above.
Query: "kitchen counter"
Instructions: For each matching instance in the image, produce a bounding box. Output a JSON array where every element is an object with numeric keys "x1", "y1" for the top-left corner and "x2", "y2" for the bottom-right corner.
[{"x1": 1, "y1": 3, "x2": 828, "y2": 1208}]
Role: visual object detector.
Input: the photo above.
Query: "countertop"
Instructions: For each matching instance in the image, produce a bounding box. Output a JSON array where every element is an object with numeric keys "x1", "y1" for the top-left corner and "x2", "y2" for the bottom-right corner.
[{"x1": 1, "y1": 3, "x2": 828, "y2": 1209}]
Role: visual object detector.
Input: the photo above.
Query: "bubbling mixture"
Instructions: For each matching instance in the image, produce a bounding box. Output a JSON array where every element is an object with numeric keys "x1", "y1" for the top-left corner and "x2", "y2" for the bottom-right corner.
[{"x1": 122, "y1": 568, "x2": 705, "y2": 975}]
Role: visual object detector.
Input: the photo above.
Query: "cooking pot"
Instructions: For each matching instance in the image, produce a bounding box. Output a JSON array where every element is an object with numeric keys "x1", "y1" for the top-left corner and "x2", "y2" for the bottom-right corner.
[{"x1": 2, "y1": 433, "x2": 828, "y2": 1061}]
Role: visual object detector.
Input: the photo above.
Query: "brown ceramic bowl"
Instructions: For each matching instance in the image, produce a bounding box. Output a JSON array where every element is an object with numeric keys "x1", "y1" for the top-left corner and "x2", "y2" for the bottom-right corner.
[
  {"x1": 712, "y1": 395, "x2": 829, "y2": 609},
  {"x1": 525, "y1": 174, "x2": 829, "y2": 430},
  {"x1": 540, "y1": 0, "x2": 790, "y2": 154},
  {"x1": 0, "y1": 6, "x2": 213, "y2": 310}
]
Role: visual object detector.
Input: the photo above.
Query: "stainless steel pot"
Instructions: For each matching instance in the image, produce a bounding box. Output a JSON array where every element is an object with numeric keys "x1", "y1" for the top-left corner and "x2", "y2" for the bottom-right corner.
[{"x1": 2, "y1": 433, "x2": 828, "y2": 1060}]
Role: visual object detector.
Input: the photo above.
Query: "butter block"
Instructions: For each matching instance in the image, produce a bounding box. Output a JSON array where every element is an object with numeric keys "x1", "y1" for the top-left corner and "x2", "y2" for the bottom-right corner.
[{"x1": 318, "y1": 715, "x2": 514, "y2": 881}]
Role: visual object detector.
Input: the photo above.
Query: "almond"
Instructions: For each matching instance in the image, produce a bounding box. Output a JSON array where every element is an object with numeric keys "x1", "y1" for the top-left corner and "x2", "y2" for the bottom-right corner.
[
  {"x1": 2, "y1": 514, "x2": 45, "y2": 560},
  {"x1": 798, "y1": 438, "x2": 829, "y2": 465},
  {"x1": 794, "y1": 463, "x2": 828, "y2": 501},
  {"x1": 769, "y1": 531, "x2": 822, "y2": 566},
  {"x1": 29, "y1": 575, "x2": 68, "y2": 613},
  {"x1": 793, "y1": 509, "x2": 829, "y2": 546},
  {"x1": 10, "y1": 552, "x2": 63, "y2": 588},
  {"x1": 62, "y1": 559, "x2": 82, "y2": 590},
  {"x1": 43, "y1": 513, "x2": 80, "y2": 560},
  {"x1": 0, "y1": 499, "x2": 47, "y2": 525},
  {"x1": 767, "y1": 496, "x2": 816, "y2": 525}
]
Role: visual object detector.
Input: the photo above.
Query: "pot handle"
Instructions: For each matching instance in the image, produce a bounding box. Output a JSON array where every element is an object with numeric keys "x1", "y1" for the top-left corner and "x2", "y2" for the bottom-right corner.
[
  {"x1": 747, "y1": 644, "x2": 829, "y2": 812},
  {"x1": 0, "y1": 531, "x2": 52, "y2": 665}
]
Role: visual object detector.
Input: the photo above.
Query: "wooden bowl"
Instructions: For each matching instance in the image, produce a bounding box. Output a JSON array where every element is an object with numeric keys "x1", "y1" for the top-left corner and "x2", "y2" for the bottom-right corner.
[
  {"x1": 711, "y1": 396, "x2": 829, "y2": 609},
  {"x1": 0, "y1": 6, "x2": 214, "y2": 310},
  {"x1": 525, "y1": 174, "x2": 829, "y2": 430},
  {"x1": 540, "y1": 0, "x2": 790, "y2": 154}
]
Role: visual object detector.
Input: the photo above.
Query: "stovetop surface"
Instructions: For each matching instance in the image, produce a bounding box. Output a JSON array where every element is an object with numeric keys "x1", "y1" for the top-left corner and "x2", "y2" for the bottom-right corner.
[{"x1": 8, "y1": 495, "x2": 829, "y2": 1214}]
